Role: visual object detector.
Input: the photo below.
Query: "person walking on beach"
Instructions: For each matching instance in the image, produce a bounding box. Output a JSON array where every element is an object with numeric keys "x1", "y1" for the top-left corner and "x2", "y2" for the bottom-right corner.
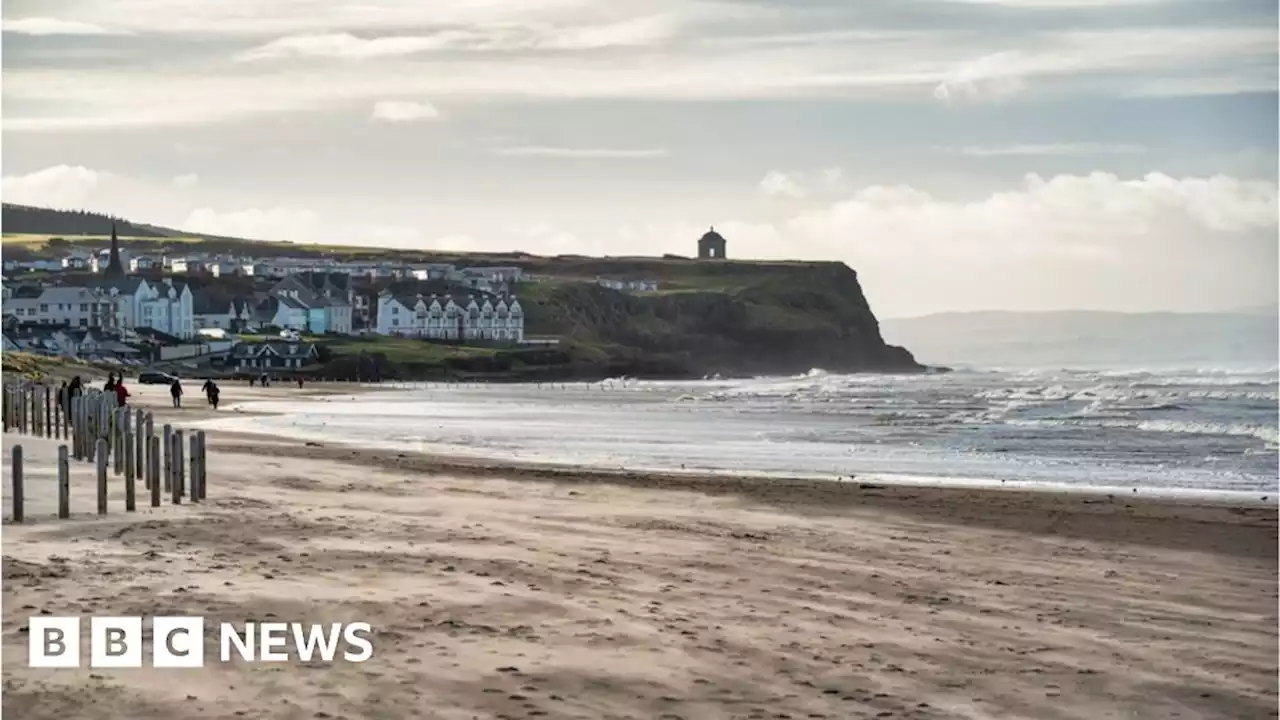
[
  {"x1": 296, "y1": 376, "x2": 304, "y2": 389},
  {"x1": 169, "y1": 377, "x2": 183, "y2": 408},
  {"x1": 202, "y1": 379, "x2": 221, "y2": 410},
  {"x1": 249, "y1": 375, "x2": 256, "y2": 388},
  {"x1": 104, "y1": 373, "x2": 116, "y2": 392},
  {"x1": 114, "y1": 378, "x2": 130, "y2": 407}
]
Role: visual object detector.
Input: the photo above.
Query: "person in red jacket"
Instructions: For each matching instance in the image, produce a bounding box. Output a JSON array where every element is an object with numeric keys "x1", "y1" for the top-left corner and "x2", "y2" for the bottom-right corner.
[{"x1": 114, "y1": 379, "x2": 130, "y2": 407}]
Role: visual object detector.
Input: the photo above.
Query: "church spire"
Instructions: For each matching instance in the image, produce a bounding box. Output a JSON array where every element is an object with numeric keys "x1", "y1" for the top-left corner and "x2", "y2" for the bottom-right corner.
[{"x1": 103, "y1": 221, "x2": 126, "y2": 280}]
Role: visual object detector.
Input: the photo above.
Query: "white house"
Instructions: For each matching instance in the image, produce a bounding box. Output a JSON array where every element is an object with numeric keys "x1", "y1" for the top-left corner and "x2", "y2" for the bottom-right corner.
[
  {"x1": 61, "y1": 251, "x2": 93, "y2": 271},
  {"x1": 96, "y1": 277, "x2": 196, "y2": 339},
  {"x1": 130, "y1": 255, "x2": 160, "y2": 272},
  {"x1": 4, "y1": 286, "x2": 115, "y2": 328},
  {"x1": 597, "y1": 277, "x2": 659, "y2": 292},
  {"x1": 375, "y1": 292, "x2": 524, "y2": 342},
  {"x1": 193, "y1": 296, "x2": 255, "y2": 332}
]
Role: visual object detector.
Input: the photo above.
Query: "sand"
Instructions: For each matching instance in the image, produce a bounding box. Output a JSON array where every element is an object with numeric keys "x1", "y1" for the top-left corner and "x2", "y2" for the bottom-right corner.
[{"x1": 2, "y1": 382, "x2": 1277, "y2": 720}]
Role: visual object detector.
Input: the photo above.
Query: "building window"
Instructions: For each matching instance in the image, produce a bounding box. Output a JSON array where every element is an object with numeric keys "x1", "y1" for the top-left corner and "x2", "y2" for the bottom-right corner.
[{"x1": 40, "y1": 304, "x2": 48, "y2": 312}]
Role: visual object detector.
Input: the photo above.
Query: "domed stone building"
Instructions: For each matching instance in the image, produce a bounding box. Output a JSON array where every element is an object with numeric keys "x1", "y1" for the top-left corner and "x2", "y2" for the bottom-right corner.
[{"x1": 698, "y1": 226, "x2": 726, "y2": 260}]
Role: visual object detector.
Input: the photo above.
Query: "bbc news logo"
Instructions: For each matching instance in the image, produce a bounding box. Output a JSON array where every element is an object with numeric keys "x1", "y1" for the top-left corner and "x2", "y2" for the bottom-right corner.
[{"x1": 28, "y1": 616, "x2": 374, "y2": 668}]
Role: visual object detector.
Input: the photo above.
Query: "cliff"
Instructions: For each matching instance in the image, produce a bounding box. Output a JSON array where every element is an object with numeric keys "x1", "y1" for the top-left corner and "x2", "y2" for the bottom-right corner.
[{"x1": 519, "y1": 262, "x2": 919, "y2": 377}]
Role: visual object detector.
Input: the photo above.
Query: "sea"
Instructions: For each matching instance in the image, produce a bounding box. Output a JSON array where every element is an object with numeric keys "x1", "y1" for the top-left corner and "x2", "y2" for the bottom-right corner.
[{"x1": 196, "y1": 364, "x2": 1279, "y2": 502}]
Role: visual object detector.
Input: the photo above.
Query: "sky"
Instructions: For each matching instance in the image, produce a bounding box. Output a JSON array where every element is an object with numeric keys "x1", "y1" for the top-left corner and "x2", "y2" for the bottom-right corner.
[{"x1": 2, "y1": 0, "x2": 1277, "y2": 318}]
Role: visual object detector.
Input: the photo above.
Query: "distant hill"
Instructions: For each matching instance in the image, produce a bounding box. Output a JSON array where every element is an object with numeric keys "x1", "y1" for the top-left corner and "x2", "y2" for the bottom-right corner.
[
  {"x1": 880, "y1": 309, "x2": 1280, "y2": 369},
  {"x1": 3, "y1": 203, "x2": 174, "y2": 238}
]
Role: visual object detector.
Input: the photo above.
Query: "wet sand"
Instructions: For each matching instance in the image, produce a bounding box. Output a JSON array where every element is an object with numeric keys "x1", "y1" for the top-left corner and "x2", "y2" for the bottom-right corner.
[{"x1": 2, "y1": 383, "x2": 1276, "y2": 720}]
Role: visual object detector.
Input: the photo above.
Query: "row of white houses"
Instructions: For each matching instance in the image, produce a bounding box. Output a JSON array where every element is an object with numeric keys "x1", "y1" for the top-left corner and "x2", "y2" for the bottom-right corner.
[
  {"x1": 3, "y1": 278, "x2": 197, "y2": 338},
  {"x1": 375, "y1": 292, "x2": 525, "y2": 342}
]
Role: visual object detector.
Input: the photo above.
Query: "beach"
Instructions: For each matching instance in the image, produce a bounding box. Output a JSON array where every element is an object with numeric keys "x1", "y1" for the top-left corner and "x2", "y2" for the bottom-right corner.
[{"x1": 2, "y1": 382, "x2": 1277, "y2": 720}]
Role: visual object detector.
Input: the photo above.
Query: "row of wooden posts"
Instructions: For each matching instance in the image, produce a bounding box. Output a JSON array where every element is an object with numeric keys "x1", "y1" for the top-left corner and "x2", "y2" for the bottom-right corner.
[{"x1": 3, "y1": 383, "x2": 208, "y2": 522}]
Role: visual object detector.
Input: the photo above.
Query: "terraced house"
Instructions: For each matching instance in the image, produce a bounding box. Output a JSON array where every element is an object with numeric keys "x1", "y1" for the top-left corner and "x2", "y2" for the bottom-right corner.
[{"x1": 375, "y1": 291, "x2": 524, "y2": 342}]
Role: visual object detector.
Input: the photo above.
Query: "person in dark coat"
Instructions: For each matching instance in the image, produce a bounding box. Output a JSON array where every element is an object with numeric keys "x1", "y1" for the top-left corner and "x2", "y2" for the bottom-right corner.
[
  {"x1": 104, "y1": 373, "x2": 116, "y2": 392},
  {"x1": 202, "y1": 379, "x2": 221, "y2": 410},
  {"x1": 169, "y1": 378, "x2": 183, "y2": 408}
]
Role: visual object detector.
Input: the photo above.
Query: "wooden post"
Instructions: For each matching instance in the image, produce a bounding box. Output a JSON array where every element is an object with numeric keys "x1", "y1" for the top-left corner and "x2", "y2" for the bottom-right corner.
[
  {"x1": 85, "y1": 396, "x2": 95, "y2": 463},
  {"x1": 149, "y1": 436, "x2": 161, "y2": 508},
  {"x1": 113, "y1": 408, "x2": 124, "y2": 477},
  {"x1": 96, "y1": 439, "x2": 109, "y2": 515},
  {"x1": 162, "y1": 424, "x2": 173, "y2": 493},
  {"x1": 31, "y1": 388, "x2": 40, "y2": 437},
  {"x1": 53, "y1": 390, "x2": 61, "y2": 440},
  {"x1": 124, "y1": 428, "x2": 136, "y2": 512},
  {"x1": 170, "y1": 431, "x2": 183, "y2": 505},
  {"x1": 19, "y1": 388, "x2": 27, "y2": 435},
  {"x1": 189, "y1": 433, "x2": 200, "y2": 503},
  {"x1": 135, "y1": 409, "x2": 145, "y2": 482},
  {"x1": 57, "y1": 444, "x2": 70, "y2": 519},
  {"x1": 3, "y1": 388, "x2": 10, "y2": 433},
  {"x1": 44, "y1": 386, "x2": 52, "y2": 438},
  {"x1": 11, "y1": 445, "x2": 23, "y2": 523},
  {"x1": 197, "y1": 430, "x2": 208, "y2": 500}
]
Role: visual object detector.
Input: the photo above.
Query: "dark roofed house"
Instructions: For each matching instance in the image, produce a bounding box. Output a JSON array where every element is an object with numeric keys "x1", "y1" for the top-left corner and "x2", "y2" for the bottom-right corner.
[{"x1": 229, "y1": 341, "x2": 320, "y2": 371}]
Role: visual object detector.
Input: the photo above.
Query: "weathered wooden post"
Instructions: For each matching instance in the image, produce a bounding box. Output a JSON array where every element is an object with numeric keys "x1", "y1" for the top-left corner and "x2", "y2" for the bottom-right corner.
[
  {"x1": 170, "y1": 431, "x2": 183, "y2": 505},
  {"x1": 3, "y1": 388, "x2": 10, "y2": 433},
  {"x1": 135, "y1": 409, "x2": 145, "y2": 481},
  {"x1": 96, "y1": 439, "x2": 109, "y2": 515},
  {"x1": 19, "y1": 387, "x2": 28, "y2": 435},
  {"x1": 31, "y1": 388, "x2": 40, "y2": 437},
  {"x1": 124, "y1": 426, "x2": 136, "y2": 512},
  {"x1": 53, "y1": 389, "x2": 61, "y2": 440},
  {"x1": 85, "y1": 396, "x2": 96, "y2": 463},
  {"x1": 113, "y1": 408, "x2": 124, "y2": 477},
  {"x1": 162, "y1": 424, "x2": 173, "y2": 493},
  {"x1": 197, "y1": 430, "x2": 208, "y2": 500},
  {"x1": 44, "y1": 386, "x2": 52, "y2": 438},
  {"x1": 70, "y1": 397, "x2": 80, "y2": 460},
  {"x1": 149, "y1": 436, "x2": 161, "y2": 508},
  {"x1": 57, "y1": 444, "x2": 70, "y2": 519},
  {"x1": 189, "y1": 433, "x2": 200, "y2": 503},
  {"x1": 11, "y1": 445, "x2": 24, "y2": 523}
]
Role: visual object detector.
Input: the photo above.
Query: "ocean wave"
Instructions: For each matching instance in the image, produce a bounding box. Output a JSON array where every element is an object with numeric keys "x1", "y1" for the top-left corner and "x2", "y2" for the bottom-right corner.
[{"x1": 1007, "y1": 417, "x2": 1278, "y2": 444}]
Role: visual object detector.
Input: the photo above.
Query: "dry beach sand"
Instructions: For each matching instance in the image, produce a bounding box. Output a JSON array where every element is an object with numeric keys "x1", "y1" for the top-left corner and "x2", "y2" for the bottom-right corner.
[{"x1": 2, "y1": 382, "x2": 1277, "y2": 720}]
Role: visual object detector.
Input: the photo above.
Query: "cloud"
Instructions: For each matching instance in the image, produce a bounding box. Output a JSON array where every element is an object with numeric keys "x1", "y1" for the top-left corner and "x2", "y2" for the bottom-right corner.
[
  {"x1": 933, "y1": 52, "x2": 1029, "y2": 101},
  {"x1": 371, "y1": 100, "x2": 441, "y2": 123},
  {"x1": 1, "y1": 165, "x2": 110, "y2": 208},
  {"x1": 171, "y1": 173, "x2": 200, "y2": 188},
  {"x1": 183, "y1": 207, "x2": 323, "y2": 242},
  {"x1": 237, "y1": 17, "x2": 680, "y2": 61},
  {"x1": 715, "y1": 171, "x2": 1278, "y2": 315},
  {"x1": 237, "y1": 33, "x2": 445, "y2": 61},
  {"x1": 759, "y1": 171, "x2": 806, "y2": 198},
  {"x1": 491, "y1": 146, "x2": 668, "y2": 159},
  {"x1": 757, "y1": 168, "x2": 850, "y2": 199},
  {"x1": 3, "y1": 18, "x2": 121, "y2": 35},
  {"x1": 948, "y1": 143, "x2": 1148, "y2": 156},
  {"x1": 7, "y1": 20, "x2": 1276, "y2": 130}
]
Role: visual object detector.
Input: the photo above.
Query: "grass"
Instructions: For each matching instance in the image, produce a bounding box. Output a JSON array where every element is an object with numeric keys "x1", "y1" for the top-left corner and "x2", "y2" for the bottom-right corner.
[
  {"x1": 0, "y1": 352, "x2": 112, "y2": 381},
  {"x1": 315, "y1": 335, "x2": 502, "y2": 364}
]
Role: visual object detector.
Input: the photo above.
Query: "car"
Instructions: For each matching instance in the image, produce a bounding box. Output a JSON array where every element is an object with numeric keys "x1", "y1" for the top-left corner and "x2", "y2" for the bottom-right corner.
[{"x1": 137, "y1": 371, "x2": 178, "y2": 385}]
